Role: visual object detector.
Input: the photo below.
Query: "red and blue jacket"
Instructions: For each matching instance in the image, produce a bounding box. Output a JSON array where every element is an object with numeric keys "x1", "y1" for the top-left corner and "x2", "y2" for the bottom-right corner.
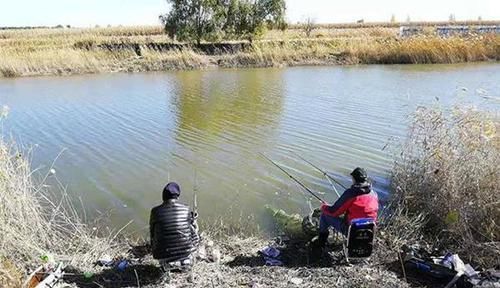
[{"x1": 321, "y1": 182, "x2": 379, "y2": 223}]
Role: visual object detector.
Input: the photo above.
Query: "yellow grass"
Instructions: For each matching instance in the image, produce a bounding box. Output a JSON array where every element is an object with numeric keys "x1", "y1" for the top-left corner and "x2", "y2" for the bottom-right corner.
[
  {"x1": 0, "y1": 25, "x2": 499, "y2": 77},
  {"x1": 0, "y1": 140, "x2": 128, "y2": 287}
]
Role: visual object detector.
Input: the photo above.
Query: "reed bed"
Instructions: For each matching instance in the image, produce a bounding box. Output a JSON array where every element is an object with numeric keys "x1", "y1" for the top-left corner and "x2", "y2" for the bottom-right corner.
[
  {"x1": 348, "y1": 35, "x2": 500, "y2": 64},
  {"x1": 0, "y1": 140, "x2": 128, "y2": 287},
  {"x1": 387, "y1": 104, "x2": 500, "y2": 267},
  {"x1": 0, "y1": 26, "x2": 499, "y2": 77}
]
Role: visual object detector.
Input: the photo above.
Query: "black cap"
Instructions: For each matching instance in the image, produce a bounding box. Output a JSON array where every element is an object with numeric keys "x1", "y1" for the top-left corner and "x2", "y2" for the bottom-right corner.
[
  {"x1": 350, "y1": 167, "x2": 368, "y2": 183},
  {"x1": 163, "y1": 182, "x2": 181, "y2": 201}
]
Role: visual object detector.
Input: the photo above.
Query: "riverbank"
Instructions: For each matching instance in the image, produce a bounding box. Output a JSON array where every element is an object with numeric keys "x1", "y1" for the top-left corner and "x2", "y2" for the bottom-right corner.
[
  {"x1": 1, "y1": 26, "x2": 499, "y2": 77},
  {"x1": 0, "y1": 103, "x2": 498, "y2": 287},
  {"x1": 0, "y1": 137, "x2": 410, "y2": 287}
]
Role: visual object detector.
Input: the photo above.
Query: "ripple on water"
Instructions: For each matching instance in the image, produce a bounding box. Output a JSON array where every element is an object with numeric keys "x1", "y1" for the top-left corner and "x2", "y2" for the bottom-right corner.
[{"x1": 1, "y1": 64, "x2": 499, "y2": 230}]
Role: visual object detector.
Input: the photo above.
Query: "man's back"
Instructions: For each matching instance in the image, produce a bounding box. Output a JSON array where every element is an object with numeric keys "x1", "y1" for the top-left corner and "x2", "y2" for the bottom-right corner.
[
  {"x1": 322, "y1": 182, "x2": 378, "y2": 223},
  {"x1": 345, "y1": 184, "x2": 378, "y2": 222},
  {"x1": 150, "y1": 200, "x2": 196, "y2": 262}
]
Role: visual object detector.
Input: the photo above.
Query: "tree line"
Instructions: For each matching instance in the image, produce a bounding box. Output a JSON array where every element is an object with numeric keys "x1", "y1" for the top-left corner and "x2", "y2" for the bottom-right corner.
[{"x1": 159, "y1": 0, "x2": 287, "y2": 44}]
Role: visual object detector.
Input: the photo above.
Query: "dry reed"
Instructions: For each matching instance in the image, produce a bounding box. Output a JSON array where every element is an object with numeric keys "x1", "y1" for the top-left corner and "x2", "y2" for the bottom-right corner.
[
  {"x1": 387, "y1": 104, "x2": 500, "y2": 267},
  {"x1": 0, "y1": 140, "x2": 128, "y2": 287},
  {"x1": 348, "y1": 35, "x2": 500, "y2": 64}
]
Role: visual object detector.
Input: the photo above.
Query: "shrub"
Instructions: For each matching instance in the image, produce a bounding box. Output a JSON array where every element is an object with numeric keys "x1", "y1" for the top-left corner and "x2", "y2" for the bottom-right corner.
[{"x1": 389, "y1": 104, "x2": 499, "y2": 266}]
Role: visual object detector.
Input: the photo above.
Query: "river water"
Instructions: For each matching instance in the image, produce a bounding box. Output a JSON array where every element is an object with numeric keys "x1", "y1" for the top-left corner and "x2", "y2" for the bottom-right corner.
[{"x1": 0, "y1": 64, "x2": 498, "y2": 233}]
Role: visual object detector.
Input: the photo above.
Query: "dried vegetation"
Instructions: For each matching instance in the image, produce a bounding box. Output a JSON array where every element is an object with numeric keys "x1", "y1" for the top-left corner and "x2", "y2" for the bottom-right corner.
[
  {"x1": 0, "y1": 141, "x2": 128, "y2": 287},
  {"x1": 0, "y1": 25, "x2": 498, "y2": 77},
  {"x1": 387, "y1": 105, "x2": 500, "y2": 267}
]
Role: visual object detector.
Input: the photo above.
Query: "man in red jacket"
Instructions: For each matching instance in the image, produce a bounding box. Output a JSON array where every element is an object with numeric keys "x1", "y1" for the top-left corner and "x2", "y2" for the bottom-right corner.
[{"x1": 317, "y1": 167, "x2": 379, "y2": 248}]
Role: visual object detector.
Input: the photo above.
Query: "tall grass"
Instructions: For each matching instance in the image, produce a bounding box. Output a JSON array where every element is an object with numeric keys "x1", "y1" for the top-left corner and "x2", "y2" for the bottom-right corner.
[
  {"x1": 387, "y1": 104, "x2": 499, "y2": 267},
  {"x1": 0, "y1": 141, "x2": 128, "y2": 287},
  {"x1": 348, "y1": 35, "x2": 500, "y2": 64}
]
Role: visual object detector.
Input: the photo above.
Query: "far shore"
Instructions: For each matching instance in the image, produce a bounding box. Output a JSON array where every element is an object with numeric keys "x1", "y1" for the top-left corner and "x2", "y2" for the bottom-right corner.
[{"x1": 0, "y1": 25, "x2": 499, "y2": 78}]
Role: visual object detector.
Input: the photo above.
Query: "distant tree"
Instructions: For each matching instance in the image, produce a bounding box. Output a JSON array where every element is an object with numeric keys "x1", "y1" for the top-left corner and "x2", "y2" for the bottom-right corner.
[
  {"x1": 478, "y1": 16, "x2": 482, "y2": 22},
  {"x1": 302, "y1": 17, "x2": 316, "y2": 37},
  {"x1": 55, "y1": 24, "x2": 64, "y2": 29},
  {"x1": 232, "y1": 0, "x2": 287, "y2": 42},
  {"x1": 449, "y1": 13, "x2": 456, "y2": 22},
  {"x1": 160, "y1": 0, "x2": 286, "y2": 43},
  {"x1": 66, "y1": 25, "x2": 71, "y2": 29},
  {"x1": 406, "y1": 15, "x2": 411, "y2": 23},
  {"x1": 160, "y1": 0, "x2": 220, "y2": 44},
  {"x1": 220, "y1": 0, "x2": 240, "y2": 37},
  {"x1": 390, "y1": 14, "x2": 396, "y2": 23}
]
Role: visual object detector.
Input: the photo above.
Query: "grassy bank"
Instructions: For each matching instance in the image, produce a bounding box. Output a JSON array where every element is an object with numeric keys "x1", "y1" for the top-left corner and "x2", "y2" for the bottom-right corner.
[{"x1": 0, "y1": 26, "x2": 499, "y2": 77}]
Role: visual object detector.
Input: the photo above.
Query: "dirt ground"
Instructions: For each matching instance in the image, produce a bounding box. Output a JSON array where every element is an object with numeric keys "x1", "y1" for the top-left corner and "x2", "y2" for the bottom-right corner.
[{"x1": 58, "y1": 235, "x2": 416, "y2": 288}]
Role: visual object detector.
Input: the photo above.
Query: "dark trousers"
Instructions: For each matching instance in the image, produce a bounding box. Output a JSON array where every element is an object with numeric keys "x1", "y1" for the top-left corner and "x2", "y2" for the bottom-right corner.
[{"x1": 319, "y1": 213, "x2": 347, "y2": 236}]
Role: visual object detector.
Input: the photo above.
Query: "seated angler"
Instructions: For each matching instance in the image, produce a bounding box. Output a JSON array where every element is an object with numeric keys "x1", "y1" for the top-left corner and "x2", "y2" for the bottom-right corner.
[
  {"x1": 317, "y1": 167, "x2": 379, "y2": 248},
  {"x1": 150, "y1": 182, "x2": 200, "y2": 272}
]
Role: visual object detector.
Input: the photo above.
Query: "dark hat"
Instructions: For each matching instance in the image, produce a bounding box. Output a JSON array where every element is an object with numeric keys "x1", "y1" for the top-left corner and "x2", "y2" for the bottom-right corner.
[
  {"x1": 350, "y1": 167, "x2": 368, "y2": 183},
  {"x1": 163, "y1": 182, "x2": 181, "y2": 201}
]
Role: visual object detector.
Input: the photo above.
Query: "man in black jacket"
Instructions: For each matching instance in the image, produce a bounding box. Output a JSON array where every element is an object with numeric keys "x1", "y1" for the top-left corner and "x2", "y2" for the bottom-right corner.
[{"x1": 150, "y1": 182, "x2": 199, "y2": 271}]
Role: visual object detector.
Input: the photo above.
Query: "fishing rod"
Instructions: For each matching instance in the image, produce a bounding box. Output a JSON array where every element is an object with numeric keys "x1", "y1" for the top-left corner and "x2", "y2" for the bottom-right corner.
[
  {"x1": 193, "y1": 170, "x2": 198, "y2": 217},
  {"x1": 260, "y1": 153, "x2": 325, "y2": 203},
  {"x1": 192, "y1": 170, "x2": 200, "y2": 248},
  {"x1": 293, "y1": 152, "x2": 347, "y2": 195},
  {"x1": 296, "y1": 153, "x2": 341, "y2": 198}
]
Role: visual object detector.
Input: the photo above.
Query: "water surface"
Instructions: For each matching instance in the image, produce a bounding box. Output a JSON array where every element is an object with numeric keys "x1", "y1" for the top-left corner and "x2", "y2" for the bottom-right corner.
[{"x1": 1, "y1": 63, "x2": 498, "y2": 233}]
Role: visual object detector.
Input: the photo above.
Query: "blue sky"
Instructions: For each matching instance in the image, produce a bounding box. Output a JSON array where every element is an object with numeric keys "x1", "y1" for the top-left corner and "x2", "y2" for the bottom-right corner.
[{"x1": 1, "y1": 0, "x2": 499, "y2": 27}]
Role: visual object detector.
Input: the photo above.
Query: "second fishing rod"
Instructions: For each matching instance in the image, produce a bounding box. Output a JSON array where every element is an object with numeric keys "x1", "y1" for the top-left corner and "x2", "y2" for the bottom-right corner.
[
  {"x1": 260, "y1": 153, "x2": 325, "y2": 203},
  {"x1": 292, "y1": 152, "x2": 347, "y2": 198}
]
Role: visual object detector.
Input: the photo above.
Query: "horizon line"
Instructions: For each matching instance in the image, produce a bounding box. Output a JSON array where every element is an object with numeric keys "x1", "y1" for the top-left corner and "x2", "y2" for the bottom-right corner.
[{"x1": 2, "y1": 19, "x2": 500, "y2": 30}]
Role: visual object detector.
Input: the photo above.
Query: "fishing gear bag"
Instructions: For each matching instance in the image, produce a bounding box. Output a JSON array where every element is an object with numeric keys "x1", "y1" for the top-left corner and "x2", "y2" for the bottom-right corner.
[{"x1": 401, "y1": 245, "x2": 459, "y2": 283}]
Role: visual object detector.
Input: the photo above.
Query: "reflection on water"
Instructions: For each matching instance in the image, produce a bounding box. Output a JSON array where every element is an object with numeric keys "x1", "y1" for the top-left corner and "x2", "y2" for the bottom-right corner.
[
  {"x1": 167, "y1": 69, "x2": 286, "y2": 227},
  {"x1": 0, "y1": 64, "x2": 498, "y2": 233},
  {"x1": 174, "y1": 70, "x2": 284, "y2": 138}
]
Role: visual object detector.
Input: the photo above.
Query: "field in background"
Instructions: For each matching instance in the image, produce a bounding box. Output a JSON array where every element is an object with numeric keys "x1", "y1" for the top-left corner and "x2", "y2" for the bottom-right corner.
[
  {"x1": 288, "y1": 20, "x2": 500, "y2": 29},
  {"x1": 1, "y1": 23, "x2": 499, "y2": 77}
]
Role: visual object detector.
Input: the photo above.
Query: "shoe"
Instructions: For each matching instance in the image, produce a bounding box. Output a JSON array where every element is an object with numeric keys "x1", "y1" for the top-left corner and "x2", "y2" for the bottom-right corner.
[
  {"x1": 309, "y1": 232, "x2": 329, "y2": 262},
  {"x1": 318, "y1": 232, "x2": 329, "y2": 247}
]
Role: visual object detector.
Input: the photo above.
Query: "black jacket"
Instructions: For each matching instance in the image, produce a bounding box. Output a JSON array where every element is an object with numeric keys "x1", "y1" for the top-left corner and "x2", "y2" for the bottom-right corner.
[{"x1": 149, "y1": 200, "x2": 198, "y2": 261}]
